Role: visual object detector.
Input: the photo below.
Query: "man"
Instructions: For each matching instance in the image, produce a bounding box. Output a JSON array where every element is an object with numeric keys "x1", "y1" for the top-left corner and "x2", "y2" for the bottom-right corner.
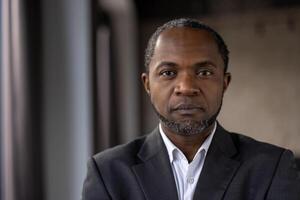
[{"x1": 82, "y1": 18, "x2": 300, "y2": 200}]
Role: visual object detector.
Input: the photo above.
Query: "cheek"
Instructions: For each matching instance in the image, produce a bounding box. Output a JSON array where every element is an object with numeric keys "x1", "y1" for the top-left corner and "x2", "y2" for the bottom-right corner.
[
  {"x1": 204, "y1": 82, "x2": 225, "y2": 107},
  {"x1": 150, "y1": 85, "x2": 172, "y2": 112}
]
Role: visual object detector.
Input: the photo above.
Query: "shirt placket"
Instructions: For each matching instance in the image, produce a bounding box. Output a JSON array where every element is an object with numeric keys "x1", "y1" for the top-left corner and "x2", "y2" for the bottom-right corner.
[{"x1": 184, "y1": 149, "x2": 205, "y2": 200}]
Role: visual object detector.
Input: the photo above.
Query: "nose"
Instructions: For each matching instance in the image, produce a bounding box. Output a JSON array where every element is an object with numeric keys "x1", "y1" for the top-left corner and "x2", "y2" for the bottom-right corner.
[{"x1": 174, "y1": 73, "x2": 200, "y2": 96}]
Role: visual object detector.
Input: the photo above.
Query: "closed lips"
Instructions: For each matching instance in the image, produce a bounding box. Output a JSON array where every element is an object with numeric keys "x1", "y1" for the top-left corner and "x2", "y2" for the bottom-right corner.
[{"x1": 172, "y1": 104, "x2": 204, "y2": 111}]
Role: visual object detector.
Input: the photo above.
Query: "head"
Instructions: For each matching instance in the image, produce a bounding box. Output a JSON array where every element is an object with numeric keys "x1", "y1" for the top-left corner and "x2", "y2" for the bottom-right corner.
[
  {"x1": 142, "y1": 18, "x2": 231, "y2": 136},
  {"x1": 145, "y1": 18, "x2": 229, "y2": 73}
]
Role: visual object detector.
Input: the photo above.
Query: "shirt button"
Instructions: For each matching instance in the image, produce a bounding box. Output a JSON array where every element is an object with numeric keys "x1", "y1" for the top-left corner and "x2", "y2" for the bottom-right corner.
[{"x1": 187, "y1": 177, "x2": 194, "y2": 184}]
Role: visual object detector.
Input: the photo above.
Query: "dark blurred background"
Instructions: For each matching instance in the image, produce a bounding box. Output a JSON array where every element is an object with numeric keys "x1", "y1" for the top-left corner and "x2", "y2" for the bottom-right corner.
[{"x1": 1, "y1": 0, "x2": 300, "y2": 199}]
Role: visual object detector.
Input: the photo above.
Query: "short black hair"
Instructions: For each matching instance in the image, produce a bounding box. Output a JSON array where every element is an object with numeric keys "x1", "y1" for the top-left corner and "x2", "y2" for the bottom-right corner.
[{"x1": 144, "y1": 18, "x2": 229, "y2": 72}]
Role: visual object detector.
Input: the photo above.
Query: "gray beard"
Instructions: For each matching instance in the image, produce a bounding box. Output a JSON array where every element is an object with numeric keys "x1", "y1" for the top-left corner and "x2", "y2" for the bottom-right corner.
[{"x1": 153, "y1": 103, "x2": 221, "y2": 136}]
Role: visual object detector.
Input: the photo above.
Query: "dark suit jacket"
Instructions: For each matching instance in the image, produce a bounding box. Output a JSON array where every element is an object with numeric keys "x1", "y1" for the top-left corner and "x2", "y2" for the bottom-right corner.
[{"x1": 82, "y1": 124, "x2": 300, "y2": 200}]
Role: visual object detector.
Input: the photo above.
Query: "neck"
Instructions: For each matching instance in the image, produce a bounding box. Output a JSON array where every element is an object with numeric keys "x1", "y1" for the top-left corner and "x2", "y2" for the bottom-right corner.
[{"x1": 162, "y1": 123, "x2": 215, "y2": 162}]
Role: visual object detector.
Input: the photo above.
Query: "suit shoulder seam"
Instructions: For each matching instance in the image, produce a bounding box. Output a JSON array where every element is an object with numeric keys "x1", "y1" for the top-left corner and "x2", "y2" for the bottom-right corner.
[
  {"x1": 264, "y1": 148, "x2": 285, "y2": 197},
  {"x1": 90, "y1": 157, "x2": 113, "y2": 199}
]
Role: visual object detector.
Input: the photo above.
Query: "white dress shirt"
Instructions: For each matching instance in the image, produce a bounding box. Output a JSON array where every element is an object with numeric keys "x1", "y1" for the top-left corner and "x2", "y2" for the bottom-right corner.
[{"x1": 159, "y1": 122, "x2": 216, "y2": 200}]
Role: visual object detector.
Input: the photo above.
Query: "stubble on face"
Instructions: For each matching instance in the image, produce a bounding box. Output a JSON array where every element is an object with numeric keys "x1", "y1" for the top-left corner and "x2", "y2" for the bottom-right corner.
[{"x1": 152, "y1": 100, "x2": 222, "y2": 136}]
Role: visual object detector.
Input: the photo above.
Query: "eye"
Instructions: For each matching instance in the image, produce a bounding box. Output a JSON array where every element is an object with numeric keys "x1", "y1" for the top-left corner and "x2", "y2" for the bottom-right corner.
[
  {"x1": 197, "y1": 69, "x2": 213, "y2": 77},
  {"x1": 160, "y1": 70, "x2": 177, "y2": 77}
]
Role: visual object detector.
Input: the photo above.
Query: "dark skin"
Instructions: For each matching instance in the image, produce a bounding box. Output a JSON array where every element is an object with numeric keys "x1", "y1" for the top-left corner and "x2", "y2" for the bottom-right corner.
[{"x1": 142, "y1": 27, "x2": 231, "y2": 162}]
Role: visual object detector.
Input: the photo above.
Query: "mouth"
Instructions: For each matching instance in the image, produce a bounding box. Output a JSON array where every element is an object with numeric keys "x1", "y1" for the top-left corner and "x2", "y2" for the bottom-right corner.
[{"x1": 171, "y1": 104, "x2": 205, "y2": 115}]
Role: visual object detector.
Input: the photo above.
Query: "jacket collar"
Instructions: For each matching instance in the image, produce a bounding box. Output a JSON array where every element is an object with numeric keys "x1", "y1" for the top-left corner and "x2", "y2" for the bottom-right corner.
[
  {"x1": 133, "y1": 123, "x2": 241, "y2": 200},
  {"x1": 193, "y1": 124, "x2": 240, "y2": 200},
  {"x1": 133, "y1": 127, "x2": 179, "y2": 200}
]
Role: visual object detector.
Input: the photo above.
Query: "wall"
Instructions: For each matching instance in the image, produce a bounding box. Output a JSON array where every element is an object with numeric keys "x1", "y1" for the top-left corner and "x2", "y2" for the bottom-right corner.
[{"x1": 212, "y1": 8, "x2": 300, "y2": 155}]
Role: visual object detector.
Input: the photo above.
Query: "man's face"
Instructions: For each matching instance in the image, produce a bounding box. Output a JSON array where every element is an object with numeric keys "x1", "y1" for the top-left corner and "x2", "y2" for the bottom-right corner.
[{"x1": 142, "y1": 27, "x2": 231, "y2": 136}]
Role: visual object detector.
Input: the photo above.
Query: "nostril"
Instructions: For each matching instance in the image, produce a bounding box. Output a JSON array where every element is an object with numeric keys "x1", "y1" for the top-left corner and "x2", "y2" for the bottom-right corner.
[
  {"x1": 174, "y1": 87, "x2": 200, "y2": 96},
  {"x1": 192, "y1": 89, "x2": 199, "y2": 95}
]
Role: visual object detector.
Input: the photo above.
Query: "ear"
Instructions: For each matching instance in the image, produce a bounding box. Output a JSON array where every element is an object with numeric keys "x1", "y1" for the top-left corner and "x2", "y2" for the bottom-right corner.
[
  {"x1": 223, "y1": 72, "x2": 231, "y2": 92},
  {"x1": 141, "y1": 73, "x2": 150, "y2": 95}
]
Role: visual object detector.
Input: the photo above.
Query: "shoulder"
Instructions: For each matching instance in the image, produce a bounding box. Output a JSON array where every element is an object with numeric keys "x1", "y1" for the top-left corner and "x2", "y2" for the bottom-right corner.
[
  {"x1": 92, "y1": 134, "x2": 148, "y2": 166},
  {"x1": 231, "y1": 132, "x2": 300, "y2": 195},
  {"x1": 228, "y1": 131, "x2": 295, "y2": 169},
  {"x1": 215, "y1": 124, "x2": 287, "y2": 161},
  {"x1": 82, "y1": 133, "x2": 156, "y2": 199},
  {"x1": 230, "y1": 131, "x2": 285, "y2": 156}
]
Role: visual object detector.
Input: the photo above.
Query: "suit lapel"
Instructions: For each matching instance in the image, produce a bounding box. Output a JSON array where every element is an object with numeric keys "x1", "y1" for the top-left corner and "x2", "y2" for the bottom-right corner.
[
  {"x1": 193, "y1": 124, "x2": 241, "y2": 200},
  {"x1": 132, "y1": 128, "x2": 178, "y2": 200}
]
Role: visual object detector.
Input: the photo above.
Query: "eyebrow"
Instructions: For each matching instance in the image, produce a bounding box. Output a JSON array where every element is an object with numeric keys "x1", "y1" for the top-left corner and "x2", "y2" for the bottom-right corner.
[
  {"x1": 155, "y1": 60, "x2": 217, "y2": 71},
  {"x1": 193, "y1": 61, "x2": 217, "y2": 68},
  {"x1": 155, "y1": 61, "x2": 178, "y2": 70}
]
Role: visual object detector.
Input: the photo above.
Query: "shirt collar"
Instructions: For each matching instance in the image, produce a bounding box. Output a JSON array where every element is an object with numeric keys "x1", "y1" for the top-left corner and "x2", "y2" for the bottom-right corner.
[{"x1": 159, "y1": 122, "x2": 217, "y2": 163}]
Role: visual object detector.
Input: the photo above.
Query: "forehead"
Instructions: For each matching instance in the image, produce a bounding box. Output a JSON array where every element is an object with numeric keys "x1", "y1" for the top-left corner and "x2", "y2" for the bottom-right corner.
[
  {"x1": 157, "y1": 27, "x2": 217, "y2": 46},
  {"x1": 150, "y1": 27, "x2": 222, "y2": 67}
]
